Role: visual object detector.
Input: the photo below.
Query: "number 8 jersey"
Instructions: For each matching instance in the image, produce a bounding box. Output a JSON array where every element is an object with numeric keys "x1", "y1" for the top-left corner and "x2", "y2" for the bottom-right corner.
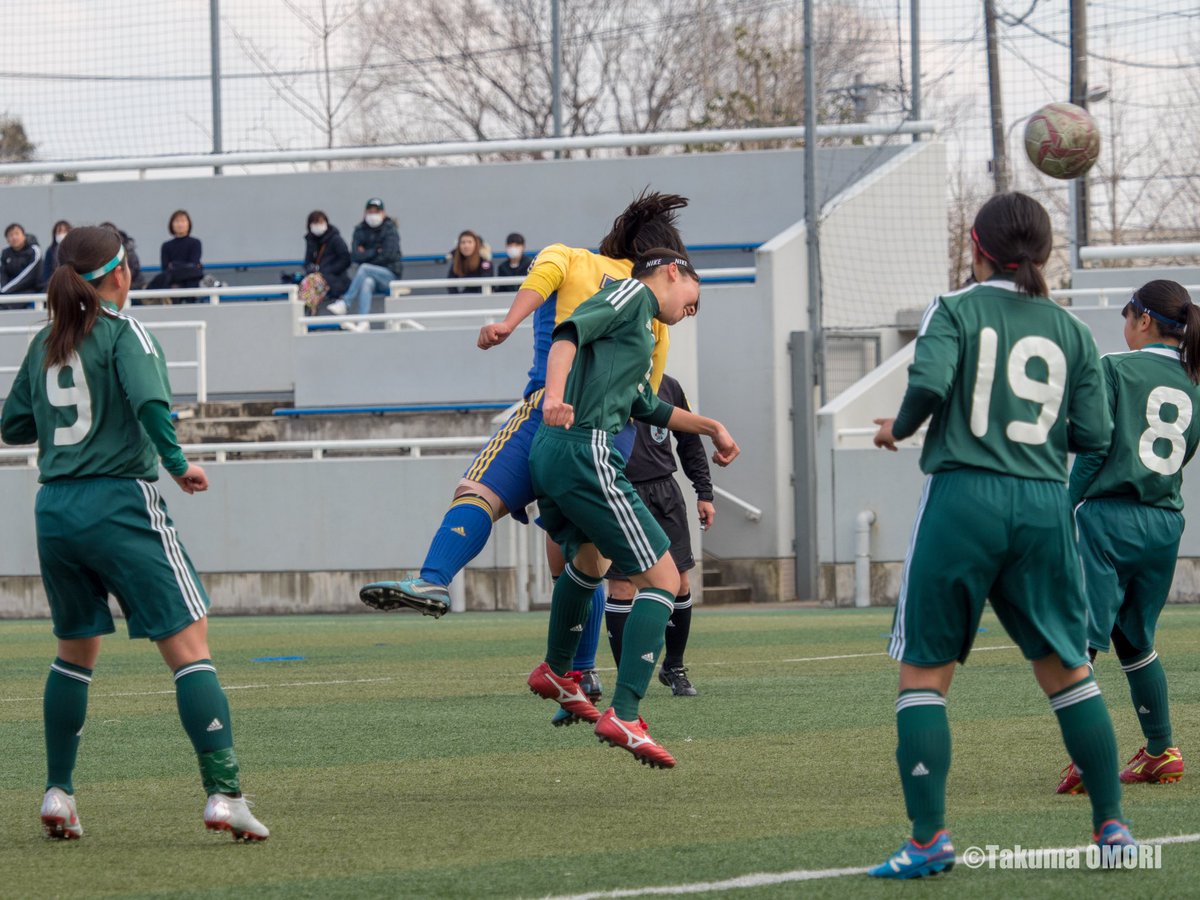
[
  {"x1": 1071, "y1": 345, "x2": 1200, "y2": 510},
  {"x1": 908, "y1": 279, "x2": 1111, "y2": 481},
  {"x1": 2, "y1": 308, "x2": 171, "y2": 482}
]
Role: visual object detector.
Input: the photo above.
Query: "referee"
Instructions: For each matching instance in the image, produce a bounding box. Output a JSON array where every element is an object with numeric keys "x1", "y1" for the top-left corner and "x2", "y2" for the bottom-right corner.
[{"x1": 606, "y1": 373, "x2": 714, "y2": 696}]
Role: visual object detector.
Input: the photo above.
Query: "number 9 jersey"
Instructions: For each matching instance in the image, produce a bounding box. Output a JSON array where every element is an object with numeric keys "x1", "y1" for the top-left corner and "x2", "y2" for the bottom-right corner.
[
  {"x1": 908, "y1": 279, "x2": 1112, "y2": 481},
  {"x1": 1, "y1": 309, "x2": 171, "y2": 482},
  {"x1": 1071, "y1": 346, "x2": 1200, "y2": 510}
]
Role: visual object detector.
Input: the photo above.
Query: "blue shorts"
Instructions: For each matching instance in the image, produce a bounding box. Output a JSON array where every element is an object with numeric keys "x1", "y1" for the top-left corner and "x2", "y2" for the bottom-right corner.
[{"x1": 463, "y1": 388, "x2": 636, "y2": 525}]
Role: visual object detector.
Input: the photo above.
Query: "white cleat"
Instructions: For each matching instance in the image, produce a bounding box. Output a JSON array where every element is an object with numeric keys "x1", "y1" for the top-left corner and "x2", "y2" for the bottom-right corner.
[
  {"x1": 204, "y1": 793, "x2": 269, "y2": 842},
  {"x1": 41, "y1": 787, "x2": 83, "y2": 840}
]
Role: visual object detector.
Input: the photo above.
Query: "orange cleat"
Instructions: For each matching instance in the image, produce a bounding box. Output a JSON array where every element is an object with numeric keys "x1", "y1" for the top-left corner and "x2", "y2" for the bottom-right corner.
[
  {"x1": 527, "y1": 662, "x2": 601, "y2": 723},
  {"x1": 594, "y1": 707, "x2": 676, "y2": 768},
  {"x1": 1120, "y1": 747, "x2": 1183, "y2": 785}
]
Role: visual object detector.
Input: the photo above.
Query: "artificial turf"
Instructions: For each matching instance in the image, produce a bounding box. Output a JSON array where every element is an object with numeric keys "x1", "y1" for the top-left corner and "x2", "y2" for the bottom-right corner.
[{"x1": 1, "y1": 605, "x2": 1198, "y2": 898}]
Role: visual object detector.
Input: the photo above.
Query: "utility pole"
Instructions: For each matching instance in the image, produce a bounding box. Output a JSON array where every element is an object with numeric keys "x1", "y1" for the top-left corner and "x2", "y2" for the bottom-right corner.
[
  {"x1": 1069, "y1": 0, "x2": 1089, "y2": 269},
  {"x1": 910, "y1": 0, "x2": 921, "y2": 141},
  {"x1": 551, "y1": 0, "x2": 563, "y2": 159},
  {"x1": 984, "y1": 0, "x2": 1008, "y2": 193},
  {"x1": 210, "y1": 0, "x2": 223, "y2": 175}
]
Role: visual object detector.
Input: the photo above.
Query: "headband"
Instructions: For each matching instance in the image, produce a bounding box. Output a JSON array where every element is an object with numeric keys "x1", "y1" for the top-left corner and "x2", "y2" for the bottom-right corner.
[
  {"x1": 633, "y1": 255, "x2": 695, "y2": 277},
  {"x1": 970, "y1": 227, "x2": 1020, "y2": 272},
  {"x1": 79, "y1": 244, "x2": 126, "y2": 282},
  {"x1": 1128, "y1": 294, "x2": 1187, "y2": 330}
]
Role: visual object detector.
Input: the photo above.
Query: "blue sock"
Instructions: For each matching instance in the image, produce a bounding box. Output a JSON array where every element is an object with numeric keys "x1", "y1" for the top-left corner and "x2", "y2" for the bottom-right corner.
[
  {"x1": 571, "y1": 584, "x2": 605, "y2": 670},
  {"x1": 419, "y1": 496, "x2": 494, "y2": 586}
]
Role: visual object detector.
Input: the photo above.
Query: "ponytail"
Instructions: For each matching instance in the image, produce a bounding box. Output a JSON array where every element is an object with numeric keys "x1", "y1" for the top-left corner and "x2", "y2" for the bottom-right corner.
[
  {"x1": 1011, "y1": 257, "x2": 1048, "y2": 299},
  {"x1": 598, "y1": 188, "x2": 688, "y2": 260},
  {"x1": 1183, "y1": 302, "x2": 1200, "y2": 384},
  {"x1": 44, "y1": 225, "x2": 125, "y2": 369}
]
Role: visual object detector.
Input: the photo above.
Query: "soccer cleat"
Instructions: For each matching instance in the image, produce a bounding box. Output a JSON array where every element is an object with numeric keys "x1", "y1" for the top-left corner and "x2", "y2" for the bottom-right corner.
[
  {"x1": 527, "y1": 662, "x2": 601, "y2": 723},
  {"x1": 594, "y1": 707, "x2": 676, "y2": 768},
  {"x1": 579, "y1": 669, "x2": 603, "y2": 703},
  {"x1": 551, "y1": 706, "x2": 584, "y2": 728},
  {"x1": 359, "y1": 578, "x2": 450, "y2": 618},
  {"x1": 867, "y1": 830, "x2": 955, "y2": 879},
  {"x1": 1056, "y1": 761, "x2": 1087, "y2": 795},
  {"x1": 204, "y1": 793, "x2": 270, "y2": 842},
  {"x1": 1120, "y1": 746, "x2": 1183, "y2": 785},
  {"x1": 1093, "y1": 820, "x2": 1137, "y2": 866},
  {"x1": 658, "y1": 665, "x2": 698, "y2": 696},
  {"x1": 41, "y1": 787, "x2": 82, "y2": 840}
]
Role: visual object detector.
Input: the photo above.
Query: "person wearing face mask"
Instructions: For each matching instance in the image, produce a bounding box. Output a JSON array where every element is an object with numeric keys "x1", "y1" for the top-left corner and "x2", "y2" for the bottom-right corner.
[
  {"x1": 39, "y1": 221, "x2": 71, "y2": 290},
  {"x1": 496, "y1": 232, "x2": 532, "y2": 291},
  {"x1": 327, "y1": 198, "x2": 403, "y2": 329},
  {"x1": 302, "y1": 211, "x2": 351, "y2": 307}
]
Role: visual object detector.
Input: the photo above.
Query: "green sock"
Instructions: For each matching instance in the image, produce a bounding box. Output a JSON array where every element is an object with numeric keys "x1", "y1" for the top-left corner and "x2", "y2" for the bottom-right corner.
[
  {"x1": 44, "y1": 658, "x2": 92, "y2": 794},
  {"x1": 611, "y1": 590, "x2": 674, "y2": 720},
  {"x1": 175, "y1": 660, "x2": 240, "y2": 794},
  {"x1": 895, "y1": 690, "x2": 950, "y2": 845},
  {"x1": 545, "y1": 564, "x2": 600, "y2": 675},
  {"x1": 1050, "y1": 676, "x2": 1124, "y2": 831},
  {"x1": 1121, "y1": 650, "x2": 1172, "y2": 755}
]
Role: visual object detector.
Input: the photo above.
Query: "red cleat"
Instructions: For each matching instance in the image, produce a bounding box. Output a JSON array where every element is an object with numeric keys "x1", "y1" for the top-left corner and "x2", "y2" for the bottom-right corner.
[
  {"x1": 1056, "y1": 761, "x2": 1086, "y2": 795},
  {"x1": 594, "y1": 707, "x2": 676, "y2": 768},
  {"x1": 1120, "y1": 747, "x2": 1183, "y2": 785},
  {"x1": 527, "y1": 662, "x2": 601, "y2": 723}
]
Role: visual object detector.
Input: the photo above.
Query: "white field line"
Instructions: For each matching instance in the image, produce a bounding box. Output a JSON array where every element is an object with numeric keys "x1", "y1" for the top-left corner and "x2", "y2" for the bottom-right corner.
[
  {"x1": 0, "y1": 676, "x2": 392, "y2": 703},
  {"x1": 540, "y1": 833, "x2": 1200, "y2": 900}
]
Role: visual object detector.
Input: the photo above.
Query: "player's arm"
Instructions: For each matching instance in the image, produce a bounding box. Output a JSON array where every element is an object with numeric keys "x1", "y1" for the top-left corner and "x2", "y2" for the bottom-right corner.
[
  {"x1": 479, "y1": 245, "x2": 568, "y2": 349},
  {"x1": 0, "y1": 355, "x2": 37, "y2": 445},
  {"x1": 662, "y1": 405, "x2": 739, "y2": 468},
  {"x1": 875, "y1": 298, "x2": 955, "y2": 450},
  {"x1": 1066, "y1": 330, "x2": 1114, "y2": 455},
  {"x1": 1067, "y1": 355, "x2": 1118, "y2": 503},
  {"x1": 669, "y1": 386, "x2": 715, "y2": 516},
  {"x1": 542, "y1": 331, "x2": 578, "y2": 429}
]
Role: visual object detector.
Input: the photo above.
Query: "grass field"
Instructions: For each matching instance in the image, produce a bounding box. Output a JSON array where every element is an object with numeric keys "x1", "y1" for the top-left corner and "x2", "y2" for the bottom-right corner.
[{"x1": 2, "y1": 605, "x2": 1199, "y2": 899}]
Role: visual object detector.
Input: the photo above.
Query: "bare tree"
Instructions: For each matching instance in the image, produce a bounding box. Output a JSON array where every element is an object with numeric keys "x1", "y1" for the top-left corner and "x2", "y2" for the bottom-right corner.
[
  {"x1": 0, "y1": 115, "x2": 35, "y2": 162},
  {"x1": 229, "y1": 0, "x2": 379, "y2": 159}
]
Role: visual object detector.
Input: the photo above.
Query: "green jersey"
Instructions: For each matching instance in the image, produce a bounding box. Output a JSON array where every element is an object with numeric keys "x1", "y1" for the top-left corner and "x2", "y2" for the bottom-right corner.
[
  {"x1": 1, "y1": 308, "x2": 173, "y2": 482},
  {"x1": 908, "y1": 280, "x2": 1111, "y2": 481},
  {"x1": 551, "y1": 278, "x2": 674, "y2": 435},
  {"x1": 1069, "y1": 346, "x2": 1200, "y2": 510}
]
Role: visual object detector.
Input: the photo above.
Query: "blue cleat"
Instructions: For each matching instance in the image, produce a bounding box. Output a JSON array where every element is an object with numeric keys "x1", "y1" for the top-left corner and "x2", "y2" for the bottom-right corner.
[
  {"x1": 1094, "y1": 820, "x2": 1137, "y2": 868},
  {"x1": 359, "y1": 578, "x2": 451, "y2": 618},
  {"x1": 868, "y1": 830, "x2": 955, "y2": 879}
]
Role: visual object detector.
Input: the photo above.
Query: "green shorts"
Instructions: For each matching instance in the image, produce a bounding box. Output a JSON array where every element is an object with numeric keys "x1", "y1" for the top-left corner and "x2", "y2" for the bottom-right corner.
[
  {"x1": 530, "y1": 425, "x2": 670, "y2": 576},
  {"x1": 889, "y1": 468, "x2": 1088, "y2": 669},
  {"x1": 1075, "y1": 497, "x2": 1183, "y2": 655},
  {"x1": 36, "y1": 477, "x2": 210, "y2": 641}
]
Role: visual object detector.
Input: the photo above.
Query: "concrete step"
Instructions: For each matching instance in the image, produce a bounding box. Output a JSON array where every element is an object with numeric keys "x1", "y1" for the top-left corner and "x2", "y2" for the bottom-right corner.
[
  {"x1": 702, "y1": 567, "x2": 725, "y2": 588},
  {"x1": 701, "y1": 584, "x2": 755, "y2": 606}
]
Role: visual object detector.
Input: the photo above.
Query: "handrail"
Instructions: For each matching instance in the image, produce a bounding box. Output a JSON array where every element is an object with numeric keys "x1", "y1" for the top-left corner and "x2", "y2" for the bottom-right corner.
[
  {"x1": 0, "y1": 320, "x2": 209, "y2": 402},
  {"x1": 0, "y1": 121, "x2": 939, "y2": 177},
  {"x1": 1, "y1": 284, "x2": 300, "y2": 311},
  {"x1": 1056, "y1": 284, "x2": 1200, "y2": 307},
  {"x1": 0, "y1": 435, "x2": 491, "y2": 465},
  {"x1": 386, "y1": 267, "x2": 756, "y2": 299},
  {"x1": 1080, "y1": 243, "x2": 1200, "y2": 262},
  {"x1": 712, "y1": 485, "x2": 763, "y2": 522}
]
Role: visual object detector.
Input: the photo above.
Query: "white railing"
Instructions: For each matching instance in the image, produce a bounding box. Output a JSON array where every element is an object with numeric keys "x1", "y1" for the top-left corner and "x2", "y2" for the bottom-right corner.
[
  {"x1": 1, "y1": 284, "x2": 300, "y2": 311},
  {"x1": 385, "y1": 267, "x2": 756, "y2": 300},
  {"x1": 712, "y1": 485, "x2": 763, "y2": 522},
  {"x1": 1056, "y1": 285, "x2": 1200, "y2": 307},
  {"x1": 0, "y1": 121, "x2": 939, "y2": 178},
  {"x1": 0, "y1": 320, "x2": 209, "y2": 402},
  {"x1": 1080, "y1": 243, "x2": 1200, "y2": 263}
]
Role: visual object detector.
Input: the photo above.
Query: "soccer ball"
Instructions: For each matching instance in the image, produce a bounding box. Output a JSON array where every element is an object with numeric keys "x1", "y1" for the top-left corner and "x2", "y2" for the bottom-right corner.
[{"x1": 1023, "y1": 102, "x2": 1101, "y2": 180}]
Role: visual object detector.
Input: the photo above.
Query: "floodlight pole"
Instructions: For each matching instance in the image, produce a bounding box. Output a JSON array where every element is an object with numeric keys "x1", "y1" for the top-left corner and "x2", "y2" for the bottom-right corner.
[
  {"x1": 984, "y1": 0, "x2": 1008, "y2": 193},
  {"x1": 803, "y1": 0, "x2": 821, "y2": 394},
  {"x1": 551, "y1": 0, "x2": 563, "y2": 159},
  {"x1": 910, "y1": 0, "x2": 921, "y2": 141},
  {"x1": 209, "y1": 0, "x2": 223, "y2": 175},
  {"x1": 1069, "y1": 0, "x2": 1089, "y2": 270}
]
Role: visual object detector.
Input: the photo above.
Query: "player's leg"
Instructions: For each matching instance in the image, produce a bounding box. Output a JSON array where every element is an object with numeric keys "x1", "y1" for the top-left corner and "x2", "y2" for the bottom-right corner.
[
  {"x1": 553, "y1": 536, "x2": 605, "y2": 700},
  {"x1": 41, "y1": 637, "x2": 100, "y2": 840},
  {"x1": 604, "y1": 573, "x2": 635, "y2": 666},
  {"x1": 108, "y1": 479, "x2": 268, "y2": 841},
  {"x1": 361, "y1": 395, "x2": 543, "y2": 616},
  {"x1": 871, "y1": 471, "x2": 999, "y2": 879},
  {"x1": 651, "y1": 479, "x2": 698, "y2": 695}
]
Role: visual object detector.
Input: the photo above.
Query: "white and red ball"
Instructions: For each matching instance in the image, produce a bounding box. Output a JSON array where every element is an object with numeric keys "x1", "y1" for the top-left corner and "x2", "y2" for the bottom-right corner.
[{"x1": 1023, "y1": 101, "x2": 1101, "y2": 180}]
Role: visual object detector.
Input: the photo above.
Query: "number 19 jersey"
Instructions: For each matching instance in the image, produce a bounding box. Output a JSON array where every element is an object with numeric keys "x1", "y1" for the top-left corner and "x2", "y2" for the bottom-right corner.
[
  {"x1": 907, "y1": 280, "x2": 1111, "y2": 482},
  {"x1": 1076, "y1": 347, "x2": 1200, "y2": 510}
]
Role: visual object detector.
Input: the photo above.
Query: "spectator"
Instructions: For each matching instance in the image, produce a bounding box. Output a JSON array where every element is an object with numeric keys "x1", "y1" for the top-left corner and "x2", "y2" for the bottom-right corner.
[
  {"x1": 39, "y1": 220, "x2": 71, "y2": 289},
  {"x1": 446, "y1": 229, "x2": 493, "y2": 294},
  {"x1": 147, "y1": 210, "x2": 203, "y2": 301},
  {"x1": 495, "y1": 231, "x2": 532, "y2": 291},
  {"x1": 327, "y1": 198, "x2": 403, "y2": 329},
  {"x1": 301, "y1": 210, "x2": 351, "y2": 309},
  {"x1": 1, "y1": 223, "x2": 42, "y2": 307},
  {"x1": 99, "y1": 221, "x2": 144, "y2": 289}
]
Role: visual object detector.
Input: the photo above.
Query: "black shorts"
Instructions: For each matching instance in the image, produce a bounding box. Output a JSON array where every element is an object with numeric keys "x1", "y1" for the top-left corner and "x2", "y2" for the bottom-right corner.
[{"x1": 607, "y1": 476, "x2": 694, "y2": 580}]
